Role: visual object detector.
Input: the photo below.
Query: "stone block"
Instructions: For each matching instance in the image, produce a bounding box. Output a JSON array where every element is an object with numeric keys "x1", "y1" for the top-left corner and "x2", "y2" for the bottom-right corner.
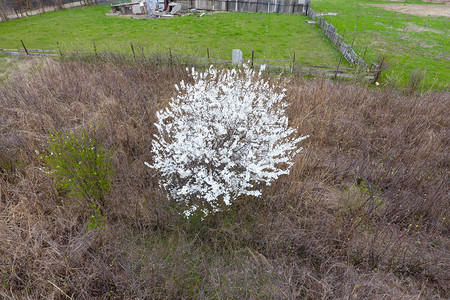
[{"x1": 232, "y1": 49, "x2": 243, "y2": 66}]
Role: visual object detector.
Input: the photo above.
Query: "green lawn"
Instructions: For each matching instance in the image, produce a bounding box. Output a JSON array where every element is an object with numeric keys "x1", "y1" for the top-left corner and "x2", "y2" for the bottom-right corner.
[
  {"x1": 0, "y1": 5, "x2": 345, "y2": 66},
  {"x1": 311, "y1": 0, "x2": 449, "y2": 90}
]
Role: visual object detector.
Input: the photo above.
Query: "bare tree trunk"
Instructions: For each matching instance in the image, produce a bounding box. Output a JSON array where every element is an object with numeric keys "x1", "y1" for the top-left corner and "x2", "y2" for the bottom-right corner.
[
  {"x1": 39, "y1": 0, "x2": 45, "y2": 14},
  {"x1": 23, "y1": 0, "x2": 32, "y2": 16},
  {"x1": 0, "y1": 0, "x2": 9, "y2": 22}
]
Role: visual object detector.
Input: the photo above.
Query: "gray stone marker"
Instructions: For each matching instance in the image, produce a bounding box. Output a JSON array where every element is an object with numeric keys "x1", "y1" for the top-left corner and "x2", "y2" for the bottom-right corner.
[{"x1": 232, "y1": 49, "x2": 243, "y2": 66}]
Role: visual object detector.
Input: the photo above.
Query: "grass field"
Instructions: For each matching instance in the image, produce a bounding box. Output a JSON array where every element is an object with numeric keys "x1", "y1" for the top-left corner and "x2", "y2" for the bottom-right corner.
[
  {"x1": 311, "y1": 0, "x2": 449, "y2": 90},
  {"x1": 0, "y1": 5, "x2": 346, "y2": 66}
]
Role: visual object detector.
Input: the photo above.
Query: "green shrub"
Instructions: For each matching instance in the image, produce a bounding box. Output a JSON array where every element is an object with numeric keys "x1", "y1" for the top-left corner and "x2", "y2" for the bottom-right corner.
[{"x1": 43, "y1": 130, "x2": 114, "y2": 228}]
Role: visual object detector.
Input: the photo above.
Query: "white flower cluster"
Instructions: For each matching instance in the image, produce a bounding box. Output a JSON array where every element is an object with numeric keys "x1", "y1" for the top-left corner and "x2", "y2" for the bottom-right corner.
[{"x1": 148, "y1": 65, "x2": 308, "y2": 216}]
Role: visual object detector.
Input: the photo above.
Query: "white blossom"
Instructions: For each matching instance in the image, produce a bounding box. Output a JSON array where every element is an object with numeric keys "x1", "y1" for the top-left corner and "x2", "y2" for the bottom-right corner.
[{"x1": 148, "y1": 65, "x2": 308, "y2": 216}]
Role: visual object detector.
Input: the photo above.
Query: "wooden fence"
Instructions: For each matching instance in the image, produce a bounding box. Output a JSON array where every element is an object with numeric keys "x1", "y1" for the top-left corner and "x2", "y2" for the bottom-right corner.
[
  {"x1": 179, "y1": 0, "x2": 310, "y2": 14},
  {"x1": 307, "y1": 8, "x2": 368, "y2": 69}
]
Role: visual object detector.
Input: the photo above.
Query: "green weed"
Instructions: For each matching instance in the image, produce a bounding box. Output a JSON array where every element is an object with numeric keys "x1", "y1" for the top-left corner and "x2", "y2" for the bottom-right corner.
[{"x1": 42, "y1": 129, "x2": 113, "y2": 229}]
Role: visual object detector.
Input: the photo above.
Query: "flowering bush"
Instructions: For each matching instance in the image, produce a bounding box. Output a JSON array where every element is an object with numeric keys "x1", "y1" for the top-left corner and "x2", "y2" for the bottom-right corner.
[{"x1": 148, "y1": 66, "x2": 308, "y2": 216}]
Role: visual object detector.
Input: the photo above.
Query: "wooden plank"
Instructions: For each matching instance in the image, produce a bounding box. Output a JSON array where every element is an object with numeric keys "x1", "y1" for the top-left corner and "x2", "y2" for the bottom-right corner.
[{"x1": 0, "y1": 48, "x2": 57, "y2": 53}]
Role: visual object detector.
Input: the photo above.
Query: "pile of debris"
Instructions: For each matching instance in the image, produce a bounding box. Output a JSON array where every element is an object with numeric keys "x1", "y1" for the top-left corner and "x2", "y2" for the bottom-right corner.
[{"x1": 110, "y1": 0, "x2": 182, "y2": 18}]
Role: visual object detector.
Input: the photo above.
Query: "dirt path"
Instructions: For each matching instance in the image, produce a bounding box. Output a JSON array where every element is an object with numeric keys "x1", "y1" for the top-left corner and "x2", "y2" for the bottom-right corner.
[
  {"x1": 1, "y1": 1, "x2": 84, "y2": 22},
  {"x1": 368, "y1": 3, "x2": 450, "y2": 17}
]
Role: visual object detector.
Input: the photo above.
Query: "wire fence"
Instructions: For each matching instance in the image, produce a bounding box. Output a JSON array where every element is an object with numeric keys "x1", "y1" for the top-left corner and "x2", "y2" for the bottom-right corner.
[{"x1": 0, "y1": 42, "x2": 380, "y2": 81}]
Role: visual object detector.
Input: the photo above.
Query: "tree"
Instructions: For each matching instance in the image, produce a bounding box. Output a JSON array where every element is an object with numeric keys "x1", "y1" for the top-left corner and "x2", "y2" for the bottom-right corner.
[
  {"x1": 147, "y1": 66, "x2": 308, "y2": 217},
  {"x1": 0, "y1": 0, "x2": 9, "y2": 22}
]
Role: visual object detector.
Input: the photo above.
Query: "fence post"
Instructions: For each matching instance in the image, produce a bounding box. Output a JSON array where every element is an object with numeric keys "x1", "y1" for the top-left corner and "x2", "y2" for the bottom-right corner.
[
  {"x1": 334, "y1": 56, "x2": 342, "y2": 80},
  {"x1": 57, "y1": 41, "x2": 64, "y2": 58},
  {"x1": 362, "y1": 46, "x2": 368, "y2": 61},
  {"x1": 93, "y1": 40, "x2": 97, "y2": 56},
  {"x1": 207, "y1": 48, "x2": 210, "y2": 61},
  {"x1": 251, "y1": 49, "x2": 254, "y2": 68},
  {"x1": 130, "y1": 42, "x2": 136, "y2": 61},
  {"x1": 21, "y1": 40, "x2": 29, "y2": 55},
  {"x1": 373, "y1": 57, "x2": 385, "y2": 84},
  {"x1": 400, "y1": 16, "x2": 410, "y2": 39},
  {"x1": 291, "y1": 52, "x2": 296, "y2": 73},
  {"x1": 354, "y1": 15, "x2": 359, "y2": 31},
  {"x1": 386, "y1": 12, "x2": 397, "y2": 32}
]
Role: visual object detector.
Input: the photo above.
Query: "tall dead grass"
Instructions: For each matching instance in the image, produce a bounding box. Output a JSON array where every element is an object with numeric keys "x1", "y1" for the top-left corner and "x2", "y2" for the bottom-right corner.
[{"x1": 0, "y1": 58, "x2": 448, "y2": 299}]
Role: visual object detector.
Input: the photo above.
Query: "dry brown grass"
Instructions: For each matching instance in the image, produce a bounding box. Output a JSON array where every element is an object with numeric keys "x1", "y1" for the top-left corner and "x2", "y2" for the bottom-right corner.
[{"x1": 0, "y1": 58, "x2": 448, "y2": 299}]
